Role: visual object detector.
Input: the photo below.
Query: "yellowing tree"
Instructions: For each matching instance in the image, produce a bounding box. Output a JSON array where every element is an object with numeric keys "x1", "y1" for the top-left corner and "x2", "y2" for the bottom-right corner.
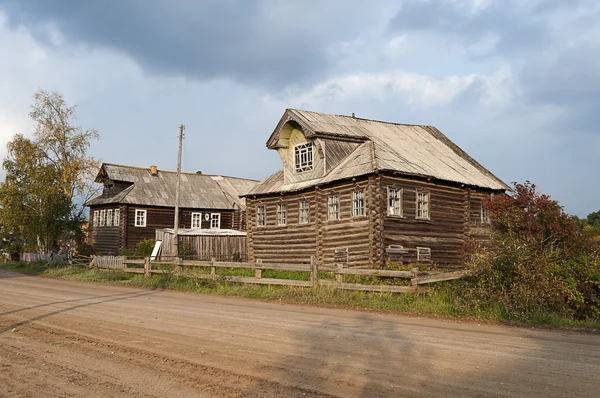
[{"x1": 0, "y1": 90, "x2": 99, "y2": 252}]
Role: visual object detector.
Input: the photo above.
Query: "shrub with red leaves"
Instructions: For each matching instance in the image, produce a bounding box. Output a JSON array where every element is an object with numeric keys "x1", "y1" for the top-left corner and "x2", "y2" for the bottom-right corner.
[{"x1": 462, "y1": 182, "x2": 600, "y2": 320}]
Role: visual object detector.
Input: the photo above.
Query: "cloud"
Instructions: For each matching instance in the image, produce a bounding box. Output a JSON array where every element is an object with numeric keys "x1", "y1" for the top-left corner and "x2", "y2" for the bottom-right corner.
[
  {"x1": 1, "y1": 1, "x2": 600, "y2": 217},
  {"x1": 0, "y1": 0, "x2": 388, "y2": 88}
]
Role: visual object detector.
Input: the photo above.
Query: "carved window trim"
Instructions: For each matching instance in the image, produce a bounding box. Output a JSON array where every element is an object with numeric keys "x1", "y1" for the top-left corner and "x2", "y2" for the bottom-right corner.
[
  {"x1": 481, "y1": 206, "x2": 490, "y2": 224},
  {"x1": 276, "y1": 203, "x2": 287, "y2": 226},
  {"x1": 210, "y1": 213, "x2": 221, "y2": 229},
  {"x1": 134, "y1": 209, "x2": 147, "y2": 227},
  {"x1": 191, "y1": 212, "x2": 202, "y2": 229},
  {"x1": 294, "y1": 142, "x2": 313, "y2": 173},
  {"x1": 352, "y1": 190, "x2": 365, "y2": 217},
  {"x1": 416, "y1": 190, "x2": 430, "y2": 220},
  {"x1": 256, "y1": 205, "x2": 266, "y2": 227},
  {"x1": 328, "y1": 194, "x2": 339, "y2": 220},
  {"x1": 387, "y1": 186, "x2": 403, "y2": 217},
  {"x1": 299, "y1": 199, "x2": 310, "y2": 224}
]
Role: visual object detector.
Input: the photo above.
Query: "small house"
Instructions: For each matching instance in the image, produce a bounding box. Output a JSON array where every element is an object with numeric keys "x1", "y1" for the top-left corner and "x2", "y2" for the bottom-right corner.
[
  {"x1": 243, "y1": 109, "x2": 509, "y2": 269},
  {"x1": 85, "y1": 163, "x2": 258, "y2": 255}
]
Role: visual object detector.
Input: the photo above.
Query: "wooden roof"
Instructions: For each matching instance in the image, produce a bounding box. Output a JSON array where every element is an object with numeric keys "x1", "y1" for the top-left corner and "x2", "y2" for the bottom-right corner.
[
  {"x1": 246, "y1": 109, "x2": 509, "y2": 195},
  {"x1": 86, "y1": 163, "x2": 258, "y2": 210}
]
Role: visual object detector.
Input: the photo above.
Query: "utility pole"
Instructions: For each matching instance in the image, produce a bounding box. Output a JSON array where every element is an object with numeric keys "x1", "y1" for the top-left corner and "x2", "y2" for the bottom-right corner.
[{"x1": 173, "y1": 124, "x2": 184, "y2": 265}]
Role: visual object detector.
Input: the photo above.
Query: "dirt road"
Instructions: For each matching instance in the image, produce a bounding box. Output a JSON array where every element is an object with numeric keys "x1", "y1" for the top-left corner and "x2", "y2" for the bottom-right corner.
[{"x1": 0, "y1": 270, "x2": 598, "y2": 397}]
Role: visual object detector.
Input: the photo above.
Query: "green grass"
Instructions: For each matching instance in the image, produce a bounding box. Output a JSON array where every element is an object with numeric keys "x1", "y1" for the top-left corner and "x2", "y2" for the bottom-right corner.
[{"x1": 2, "y1": 262, "x2": 599, "y2": 331}]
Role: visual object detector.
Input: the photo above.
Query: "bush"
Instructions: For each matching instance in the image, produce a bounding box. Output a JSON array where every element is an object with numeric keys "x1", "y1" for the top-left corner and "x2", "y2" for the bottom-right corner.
[
  {"x1": 136, "y1": 239, "x2": 156, "y2": 258},
  {"x1": 460, "y1": 182, "x2": 600, "y2": 320}
]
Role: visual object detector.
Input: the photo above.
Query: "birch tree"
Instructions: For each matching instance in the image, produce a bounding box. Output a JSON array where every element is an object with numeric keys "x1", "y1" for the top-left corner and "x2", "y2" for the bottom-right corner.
[{"x1": 0, "y1": 90, "x2": 100, "y2": 252}]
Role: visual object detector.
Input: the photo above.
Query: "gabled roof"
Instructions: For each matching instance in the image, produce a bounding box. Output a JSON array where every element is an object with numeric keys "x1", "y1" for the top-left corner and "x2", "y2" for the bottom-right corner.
[
  {"x1": 86, "y1": 163, "x2": 258, "y2": 210},
  {"x1": 246, "y1": 109, "x2": 509, "y2": 196}
]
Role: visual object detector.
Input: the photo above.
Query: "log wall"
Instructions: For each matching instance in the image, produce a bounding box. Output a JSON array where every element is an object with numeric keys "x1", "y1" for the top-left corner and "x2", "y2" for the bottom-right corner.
[
  {"x1": 88, "y1": 204, "x2": 125, "y2": 255},
  {"x1": 247, "y1": 178, "x2": 373, "y2": 267},
  {"x1": 246, "y1": 173, "x2": 501, "y2": 269},
  {"x1": 379, "y1": 175, "x2": 467, "y2": 268}
]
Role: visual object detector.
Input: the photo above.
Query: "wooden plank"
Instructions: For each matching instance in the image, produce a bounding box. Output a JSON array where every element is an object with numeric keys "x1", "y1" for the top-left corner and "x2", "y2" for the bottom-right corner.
[
  {"x1": 224, "y1": 276, "x2": 313, "y2": 287},
  {"x1": 412, "y1": 270, "x2": 469, "y2": 285},
  {"x1": 337, "y1": 269, "x2": 413, "y2": 278},
  {"x1": 319, "y1": 280, "x2": 413, "y2": 293},
  {"x1": 124, "y1": 259, "x2": 146, "y2": 265}
]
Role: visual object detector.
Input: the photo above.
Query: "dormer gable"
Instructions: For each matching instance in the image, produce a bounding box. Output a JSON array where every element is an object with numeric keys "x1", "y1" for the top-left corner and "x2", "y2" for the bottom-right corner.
[{"x1": 267, "y1": 109, "x2": 369, "y2": 185}]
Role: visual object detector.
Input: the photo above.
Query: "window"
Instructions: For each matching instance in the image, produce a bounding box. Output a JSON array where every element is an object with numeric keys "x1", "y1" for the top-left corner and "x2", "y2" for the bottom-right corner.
[
  {"x1": 93, "y1": 210, "x2": 99, "y2": 227},
  {"x1": 417, "y1": 247, "x2": 432, "y2": 263},
  {"x1": 387, "y1": 187, "x2": 403, "y2": 217},
  {"x1": 106, "y1": 209, "x2": 113, "y2": 226},
  {"x1": 352, "y1": 190, "x2": 365, "y2": 217},
  {"x1": 294, "y1": 143, "x2": 313, "y2": 173},
  {"x1": 135, "y1": 209, "x2": 147, "y2": 227},
  {"x1": 299, "y1": 199, "x2": 309, "y2": 224},
  {"x1": 210, "y1": 213, "x2": 221, "y2": 229},
  {"x1": 416, "y1": 191, "x2": 430, "y2": 220},
  {"x1": 277, "y1": 204, "x2": 287, "y2": 225},
  {"x1": 113, "y1": 209, "x2": 120, "y2": 226},
  {"x1": 328, "y1": 195, "x2": 339, "y2": 220},
  {"x1": 256, "y1": 205, "x2": 266, "y2": 227},
  {"x1": 99, "y1": 209, "x2": 106, "y2": 227},
  {"x1": 481, "y1": 206, "x2": 490, "y2": 224},
  {"x1": 191, "y1": 212, "x2": 202, "y2": 228}
]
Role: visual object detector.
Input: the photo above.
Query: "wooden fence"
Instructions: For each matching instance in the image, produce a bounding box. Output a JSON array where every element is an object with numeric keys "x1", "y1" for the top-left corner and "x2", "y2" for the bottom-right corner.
[
  {"x1": 91, "y1": 255, "x2": 468, "y2": 293},
  {"x1": 156, "y1": 229, "x2": 246, "y2": 261},
  {"x1": 20, "y1": 252, "x2": 52, "y2": 262}
]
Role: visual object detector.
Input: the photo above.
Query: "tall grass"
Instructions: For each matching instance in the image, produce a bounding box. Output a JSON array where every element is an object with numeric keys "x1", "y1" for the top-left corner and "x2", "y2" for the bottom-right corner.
[{"x1": 2, "y1": 262, "x2": 599, "y2": 330}]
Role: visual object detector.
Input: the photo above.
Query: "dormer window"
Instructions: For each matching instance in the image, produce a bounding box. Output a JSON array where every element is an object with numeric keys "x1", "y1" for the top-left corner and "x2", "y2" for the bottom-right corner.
[{"x1": 294, "y1": 143, "x2": 313, "y2": 173}]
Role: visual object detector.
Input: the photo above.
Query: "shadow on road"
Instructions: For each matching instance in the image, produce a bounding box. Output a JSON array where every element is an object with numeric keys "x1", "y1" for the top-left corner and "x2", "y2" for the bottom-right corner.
[
  {"x1": 242, "y1": 310, "x2": 600, "y2": 397},
  {"x1": 0, "y1": 289, "x2": 159, "y2": 334},
  {"x1": 244, "y1": 312, "x2": 435, "y2": 397}
]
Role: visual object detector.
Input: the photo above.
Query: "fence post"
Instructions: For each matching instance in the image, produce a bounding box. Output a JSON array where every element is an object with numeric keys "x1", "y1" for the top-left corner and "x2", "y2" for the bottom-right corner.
[
  {"x1": 310, "y1": 256, "x2": 317, "y2": 285},
  {"x1": 175, "y1": 256, "x2": 183, "y2": 274},
  {"x1": 336, "y1": 263, "x2": 343, "y2": 284},
  {"x1": 144, "y1": 257, "x2": 150, "y2": 278},
  {"x1": 210, "y1": 258, "x2": 216, "y2": 279},
  {"x1": 255, "y1": 258, "x2": 262, "y2": 279}
]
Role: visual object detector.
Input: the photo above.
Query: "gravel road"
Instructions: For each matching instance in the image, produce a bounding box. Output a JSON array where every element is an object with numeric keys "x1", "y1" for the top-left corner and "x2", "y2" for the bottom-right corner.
[{"x1": 0, "y1": 269, "x2": 598, "y2": 397}]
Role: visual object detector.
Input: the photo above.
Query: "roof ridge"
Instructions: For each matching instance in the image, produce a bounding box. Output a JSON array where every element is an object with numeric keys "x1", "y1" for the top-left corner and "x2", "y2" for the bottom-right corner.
[
  {"x1": 288, "y1": 108, "x2": 432, "y2": 128},
  {"x1": 102, "y1": 163, "x2": 258, "y2": 181}
]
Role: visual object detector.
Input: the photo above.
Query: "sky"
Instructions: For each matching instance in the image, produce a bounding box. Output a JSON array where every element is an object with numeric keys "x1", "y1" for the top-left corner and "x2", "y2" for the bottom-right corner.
[{"x1": 0, "y1": 0, "x2": 598, "y2": 217}]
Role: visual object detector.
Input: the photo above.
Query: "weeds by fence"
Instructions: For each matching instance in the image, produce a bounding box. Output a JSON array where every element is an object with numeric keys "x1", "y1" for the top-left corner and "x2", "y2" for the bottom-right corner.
[{"x1": 90, "y1": 255, "x2": 468, "y2": 293}]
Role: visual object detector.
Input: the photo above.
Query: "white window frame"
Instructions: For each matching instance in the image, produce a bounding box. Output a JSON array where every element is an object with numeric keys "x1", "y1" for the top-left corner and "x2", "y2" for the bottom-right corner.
[
  {"x1": 99, "y1": 209, "x2": 106, "y2": 227},
  {"x1": 299, "y1": 199, "x2": 309, "y2": 224},
  {"x1": 481, "y1": 206, "x2": 490, "y2": 224},
  {"x1": 113, "y1": 209, "x2": 120, "y2": 226},
  {"x1": 294, "y1": 142, "x2": 313, "y2": 173},
  {"x1": 191, "y1": 212, "x2": 202, "y2": 228},
  {"x1": 276, "y1": 203, "x2": 287, "y2": 226},
  {"x1": 135, "y1": 209, "x2": 147, "y2": 227},
  {"x1": 417, "y1": 247, "x2": 432, "y2": 263},
  {"x1": 93, "y1": 210, "x2": 99, "y2": 227},
  {"x1": 210, "y1": 213, "x2": 221, "y2": 229},
  {"x1": 387, "y1": 187, "x2": 403, "y2": 217},
  {"x1": 256, "y1": 205, "x2": 266, "y2": 227},
  {"x1": 352, "y1": 190, "x2": 365, "y2": 217},
  {"x1": 328, "y1": 194, "x2": 339, "y2": 221},
  {"x1": 416, "y1": 191, "x2": 430, "y2": 220},
  {"x1": 106, "y1": 209, "x2": 113, "y2": 227}
]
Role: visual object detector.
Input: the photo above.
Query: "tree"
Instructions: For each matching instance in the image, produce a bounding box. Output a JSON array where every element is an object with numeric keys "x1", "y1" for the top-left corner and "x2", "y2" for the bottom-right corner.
[{"x1": 0, "y1": 90, "x2": 99, "y2": 252}]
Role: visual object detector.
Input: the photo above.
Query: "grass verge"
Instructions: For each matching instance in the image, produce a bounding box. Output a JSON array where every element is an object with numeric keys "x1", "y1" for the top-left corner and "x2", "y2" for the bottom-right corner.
[{"x1": 2, "y1": 261, "x2": 599, "y2": 331}]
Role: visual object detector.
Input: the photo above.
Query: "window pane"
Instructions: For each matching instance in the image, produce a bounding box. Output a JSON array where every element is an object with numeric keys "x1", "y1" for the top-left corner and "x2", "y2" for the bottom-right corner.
[{"x1": 294, "y1": 143, "x2": 314, "y2": 172}]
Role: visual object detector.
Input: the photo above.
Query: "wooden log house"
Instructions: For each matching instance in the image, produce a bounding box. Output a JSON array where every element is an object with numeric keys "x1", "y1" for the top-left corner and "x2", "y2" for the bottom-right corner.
[
  {"x1": 243, "y1": 109, "x2": 509, "y2": 269},
  {"x1": 86, "y1": 163, "x2": 258, "y2": 255}
]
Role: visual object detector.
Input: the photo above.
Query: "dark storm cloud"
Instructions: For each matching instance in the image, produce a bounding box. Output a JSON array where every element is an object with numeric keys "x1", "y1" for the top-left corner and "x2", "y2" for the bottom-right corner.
[{"x1": 0, "y1": 0, "x2": 373, "y2": 87}]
